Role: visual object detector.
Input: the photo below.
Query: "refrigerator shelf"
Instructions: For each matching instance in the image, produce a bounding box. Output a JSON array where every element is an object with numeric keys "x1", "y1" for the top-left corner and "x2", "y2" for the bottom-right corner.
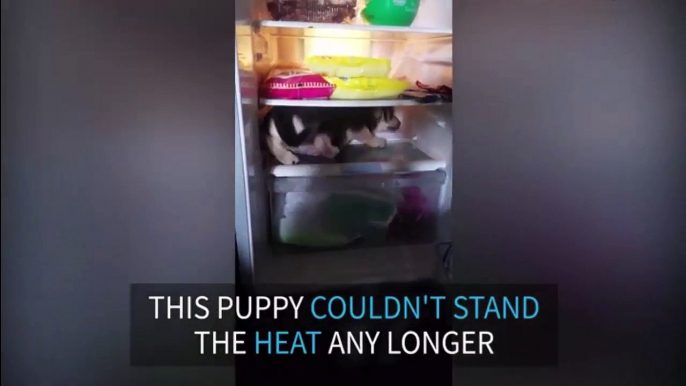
[
  {"x1": 269, "y1": 141, "x2": 446, "y2": 177},
  {"x1": 254, "y1": 20, "x2": 452, "y2": 40},
  {"x1": 260, "y1": 98, "x2": 448, "y2": 107}
]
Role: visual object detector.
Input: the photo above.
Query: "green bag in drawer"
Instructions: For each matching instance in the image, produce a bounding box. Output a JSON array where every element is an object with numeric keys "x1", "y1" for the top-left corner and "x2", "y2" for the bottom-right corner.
[{"x1": 278, "y1": 192, "x2": 397, "y2": 248}]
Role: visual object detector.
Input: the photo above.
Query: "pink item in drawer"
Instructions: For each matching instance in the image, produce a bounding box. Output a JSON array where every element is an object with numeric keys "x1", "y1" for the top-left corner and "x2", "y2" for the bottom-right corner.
[{"x1": 260, "y1": 70, "x2": 335, "y2": 100}]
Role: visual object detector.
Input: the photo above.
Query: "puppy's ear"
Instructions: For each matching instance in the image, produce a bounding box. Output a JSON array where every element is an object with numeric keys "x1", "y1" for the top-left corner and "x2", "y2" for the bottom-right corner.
[
  {"x1": 292, "y1": 115, "x2": 306, "y2": 135},
  {"x1": 383, "y1": 108, "x2": 401, "y2": 132},
  {"x1": 382, "y1": 107, "x2": 395, "y2": 122},
  {"x1": 372, "y1": 108, "x2": 382, "y2": 122}
]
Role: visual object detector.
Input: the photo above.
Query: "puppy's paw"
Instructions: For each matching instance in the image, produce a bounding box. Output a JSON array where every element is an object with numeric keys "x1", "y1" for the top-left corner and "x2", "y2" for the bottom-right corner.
[
  {"x1": 297, "y1": 144, "x2": 321, "y2": 156},
  {"x1": 278, "y1": 151, "x2": 299, "y2": 165},
  {"x1": 323, "y1": 146, "x2": 340, "y2": 159},
  {"x1": 368, "y1": 137, "x2": 387, "y2": 148},
  {"x1": 285, "y1": 152, "x2": 299, "y2": 164}
]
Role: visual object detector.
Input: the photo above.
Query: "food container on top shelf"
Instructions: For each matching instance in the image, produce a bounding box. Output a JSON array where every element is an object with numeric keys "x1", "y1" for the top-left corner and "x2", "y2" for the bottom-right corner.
[
  {"x1": 361, "y1": 0, "x2": 420, "y2": 27},
  {"x1": 266, "y1": 0, "x2": 358, "y2": 23}
]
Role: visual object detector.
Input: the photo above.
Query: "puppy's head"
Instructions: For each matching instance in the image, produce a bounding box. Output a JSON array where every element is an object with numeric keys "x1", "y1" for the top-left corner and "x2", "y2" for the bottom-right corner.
[{"x1": 375, "y1": 107, "x2": 401, "y2": 132}]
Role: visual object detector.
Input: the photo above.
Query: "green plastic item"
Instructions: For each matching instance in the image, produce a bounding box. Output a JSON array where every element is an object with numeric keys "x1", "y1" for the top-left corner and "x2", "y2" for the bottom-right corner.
[
  {"x1": 361, "y1": 0, "x2": 420, "y2": 27},
  {"x1": 322, "y1": 193, "x2": 396, "y2": 229},
  {"x1": 280, "y1": 230, "x2": 355, "y2": 248},
  {"x1": 277, "y1": 192, "x2": 397, "y2": 248}
]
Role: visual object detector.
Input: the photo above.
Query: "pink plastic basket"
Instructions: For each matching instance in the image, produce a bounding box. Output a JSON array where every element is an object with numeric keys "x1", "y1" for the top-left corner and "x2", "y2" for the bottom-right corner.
[{"x1": 260, "y1": 70, "x2": 335, "y2": 100}]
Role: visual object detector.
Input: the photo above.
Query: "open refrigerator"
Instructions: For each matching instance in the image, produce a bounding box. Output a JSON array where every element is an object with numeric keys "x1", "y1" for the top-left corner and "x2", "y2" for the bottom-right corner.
[{"x1": 235, "y1": 0, "x2": 453, "y2": 286}]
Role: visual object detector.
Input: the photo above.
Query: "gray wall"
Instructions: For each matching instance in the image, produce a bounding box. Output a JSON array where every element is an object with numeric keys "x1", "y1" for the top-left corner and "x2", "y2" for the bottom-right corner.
[
  {"x1": 2, "y1": 1, "x2": 235, "y2": 385},
  {"x1": 453, "y1": 0, "x2": 683, "y2": 384}
]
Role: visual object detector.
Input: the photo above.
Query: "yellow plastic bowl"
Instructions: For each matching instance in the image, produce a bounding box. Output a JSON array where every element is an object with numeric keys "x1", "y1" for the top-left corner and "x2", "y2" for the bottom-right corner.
[
  {"x1": 325, "y1": 77, "x2": 410, "y2": 100},
  {"x1": 306, "y1": 56, "x2": 392, "y2": 78}
]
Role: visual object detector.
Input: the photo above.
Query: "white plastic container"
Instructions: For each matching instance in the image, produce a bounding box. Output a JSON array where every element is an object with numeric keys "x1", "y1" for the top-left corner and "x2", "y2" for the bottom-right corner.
[{"x1": 267, "y1": 141, "x2": 447, "y2": 250}]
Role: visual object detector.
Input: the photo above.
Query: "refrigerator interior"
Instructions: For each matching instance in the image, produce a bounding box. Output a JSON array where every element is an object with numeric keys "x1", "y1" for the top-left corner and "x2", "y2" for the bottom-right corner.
[{"x1": 235, "y1": 0, "x2": 453, "y2": 285}]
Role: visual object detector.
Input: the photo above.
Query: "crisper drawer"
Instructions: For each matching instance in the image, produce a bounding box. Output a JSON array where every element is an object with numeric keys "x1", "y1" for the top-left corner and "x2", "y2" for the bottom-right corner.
[{"x1": 268, "y1": 170, "x2": 446, "y2": 250}]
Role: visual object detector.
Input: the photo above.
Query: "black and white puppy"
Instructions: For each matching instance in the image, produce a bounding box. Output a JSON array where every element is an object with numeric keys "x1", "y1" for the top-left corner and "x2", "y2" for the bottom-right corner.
[{"x1": 262, "y1": 106, "x2": 401, "y2": 165}]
